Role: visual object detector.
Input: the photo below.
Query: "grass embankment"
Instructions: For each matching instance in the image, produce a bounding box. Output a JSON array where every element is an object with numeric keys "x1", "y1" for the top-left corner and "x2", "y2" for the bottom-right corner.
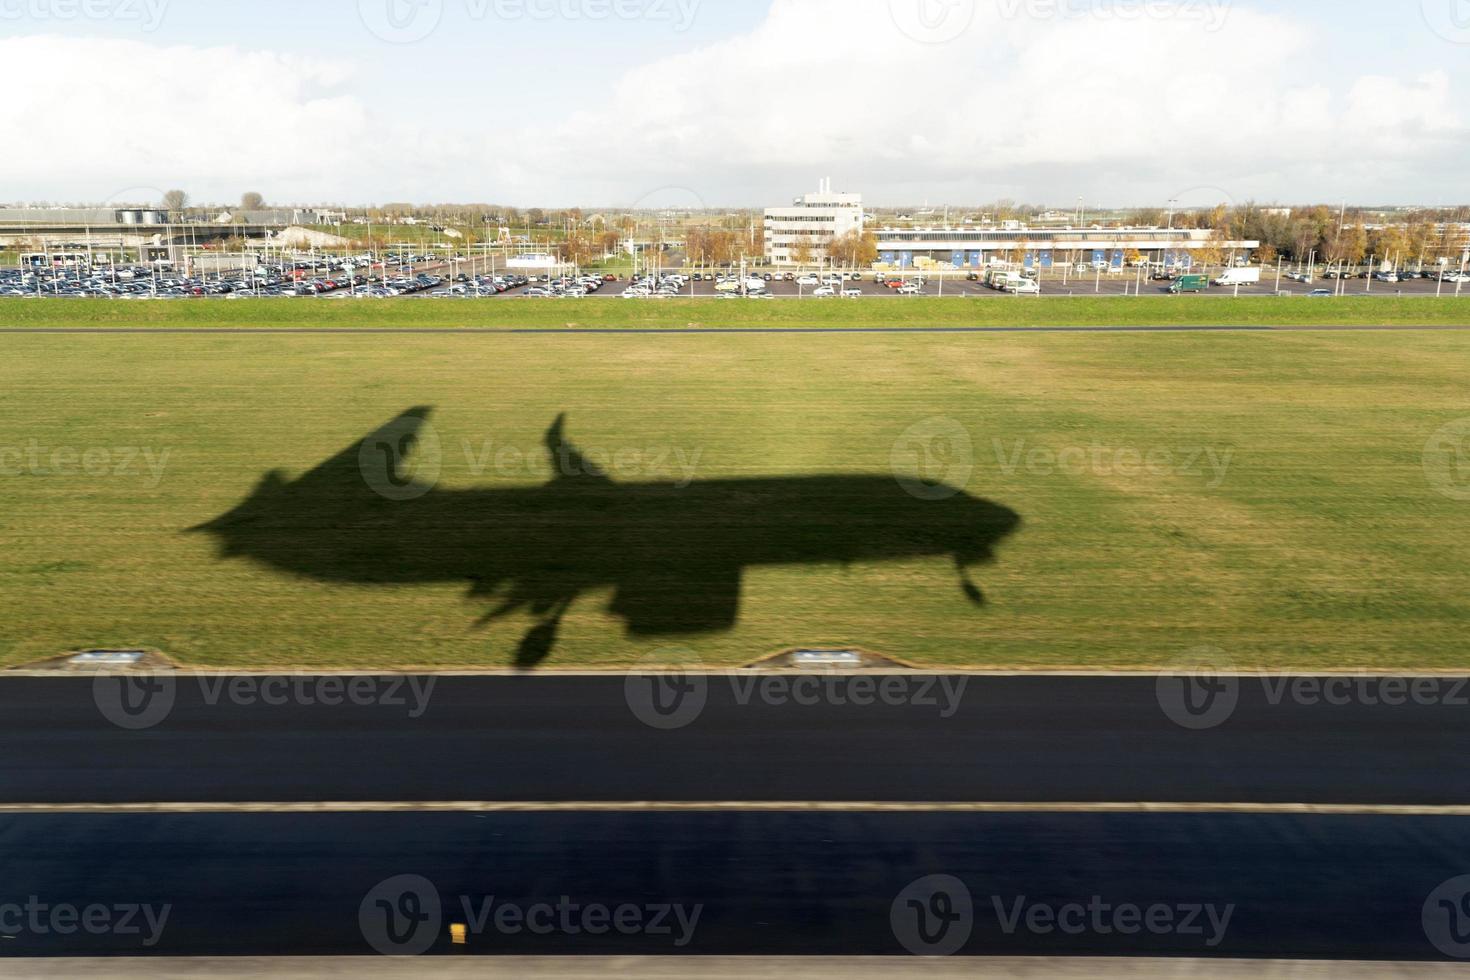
[
  {"x1": 2, "y1": 328, "x2": 1467, "y2": 672},
  {"x1": 0, "y1": 295, "x2": 1467, "y2": 329}
]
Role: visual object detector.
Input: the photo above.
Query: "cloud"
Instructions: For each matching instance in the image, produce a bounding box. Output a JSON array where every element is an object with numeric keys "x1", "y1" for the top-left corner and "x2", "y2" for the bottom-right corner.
[
  {"x1": 0, "y1": 34, "x2": 367, "y2": 203},
  {"x1": 0, "y1": 4, "x2": 1466, "y2": 205},
  {"x1": 512, "y1": 0, "x2": 1467, "y2": 204}
]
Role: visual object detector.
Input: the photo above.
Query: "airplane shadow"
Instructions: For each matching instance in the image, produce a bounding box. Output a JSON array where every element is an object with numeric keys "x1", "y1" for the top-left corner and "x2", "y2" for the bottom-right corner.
[{"x1": 193, "y1": 409, "x2": 1022, "y2": 670}]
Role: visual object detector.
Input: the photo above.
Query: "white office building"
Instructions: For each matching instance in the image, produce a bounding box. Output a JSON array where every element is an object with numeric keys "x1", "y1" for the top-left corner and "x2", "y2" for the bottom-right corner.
[{"x1": 763, "y1": 179, "x2": 866, "y2": 266}]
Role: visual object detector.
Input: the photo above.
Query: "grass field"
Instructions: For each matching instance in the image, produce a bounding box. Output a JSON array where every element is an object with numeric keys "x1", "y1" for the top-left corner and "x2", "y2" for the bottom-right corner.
[
  {"x1": 2, "y1": 311, "x2": 1468, "y2": 672},
  {"x1": 2, "y1": 294, "x2": 1470, "y2": 329}
]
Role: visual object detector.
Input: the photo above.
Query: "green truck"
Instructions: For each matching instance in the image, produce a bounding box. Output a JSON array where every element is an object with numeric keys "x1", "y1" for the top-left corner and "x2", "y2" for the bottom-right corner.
[{"x1": 1168, "y1": 274, "x2": 1209, "y2": 294}]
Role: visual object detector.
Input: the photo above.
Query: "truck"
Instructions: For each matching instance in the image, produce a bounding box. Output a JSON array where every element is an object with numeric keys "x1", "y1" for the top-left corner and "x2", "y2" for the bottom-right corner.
[
  {"x1": 1213, "y1": 268, "x2": 1262, "y2": 287},
  {"x1": 1169, "y1": 274, "x2": 1209, "y2": 294}
]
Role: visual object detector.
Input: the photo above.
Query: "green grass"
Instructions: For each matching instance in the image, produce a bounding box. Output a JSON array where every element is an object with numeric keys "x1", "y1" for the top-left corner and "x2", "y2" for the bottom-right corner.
[
  {"x1": 2, "y1": 325, "x2": 1468, "y2": 672},
  {"x1": 1, "y1": 295, "x2": 1469, "y2": 330}
]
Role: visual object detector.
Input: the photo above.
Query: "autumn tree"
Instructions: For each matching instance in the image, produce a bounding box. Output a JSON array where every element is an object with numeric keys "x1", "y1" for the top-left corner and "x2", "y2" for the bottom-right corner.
[{"x1": 791, "y1": 238, "x2": 814, "y2": 270}]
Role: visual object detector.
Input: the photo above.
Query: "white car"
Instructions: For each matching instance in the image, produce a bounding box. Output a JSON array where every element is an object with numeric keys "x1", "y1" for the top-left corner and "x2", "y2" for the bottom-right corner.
[
  {"x1": 811, "y1": 285, "x2": 837, "y2": 297},
  {"x1": 797, "y1": 275, "x2": 821, "y2": 287},
  {"x1": 1007, "y1": 280, "x2": 1041, "y2": 295},
  {"x1": 841, "y1": 289, "x2": 863, "y2": 298},
  {"x1": 897, "y1": 284, "x2": 923, "y2": 295}
]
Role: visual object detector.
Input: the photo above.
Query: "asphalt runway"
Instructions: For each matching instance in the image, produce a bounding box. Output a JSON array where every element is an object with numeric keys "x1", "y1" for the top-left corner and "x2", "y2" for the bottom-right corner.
[
  {"x1": 0, "y1": 810, "x2": 1466, "y2": 959},
  {"x1": 2, "y1": 674, "x2": 1468, "y2": 806}
]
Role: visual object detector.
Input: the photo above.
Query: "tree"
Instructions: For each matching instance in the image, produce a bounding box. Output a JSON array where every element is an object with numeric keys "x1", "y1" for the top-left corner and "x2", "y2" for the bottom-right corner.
[
  {"x1": 240, "y1": 192, "x2": 265, "y2": 211},
  {"x1": 841, "y1": 230, "x2": 879, "y2": 269},
  {"x1": 791, "y1": 239, "x2": 814, "y2": 270},
  {"x1": 162, "y1": 189, "x2": 189, "y2": 217}
]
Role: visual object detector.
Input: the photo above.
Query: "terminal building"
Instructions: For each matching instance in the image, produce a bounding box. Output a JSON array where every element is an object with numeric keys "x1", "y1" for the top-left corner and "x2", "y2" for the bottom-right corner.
[
  {"x1": 874, "y1": 225, "x2": 1261, "y2": 271},
  {"x1": 0, "y1": 207, "x2": 350, "y2": 266},
  {"x1": 763, "y1": 179, "x2": 866, "y2": 266},
  {"x1": 764, "y1": 184, "x2": 1260, "y2": 269}
]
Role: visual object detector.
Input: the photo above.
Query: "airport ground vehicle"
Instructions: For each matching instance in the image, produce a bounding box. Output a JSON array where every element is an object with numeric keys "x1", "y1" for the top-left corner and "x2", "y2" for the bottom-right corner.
[{"x1": 1213, "y1": 268, "x2": 1262, "y2": 287}]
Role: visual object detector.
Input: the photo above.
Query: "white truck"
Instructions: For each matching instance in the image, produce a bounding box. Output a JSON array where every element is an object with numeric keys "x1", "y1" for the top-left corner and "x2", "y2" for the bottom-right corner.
[{"x1": 1213, "y1": 268, "x2": 1262, "y2": 287}]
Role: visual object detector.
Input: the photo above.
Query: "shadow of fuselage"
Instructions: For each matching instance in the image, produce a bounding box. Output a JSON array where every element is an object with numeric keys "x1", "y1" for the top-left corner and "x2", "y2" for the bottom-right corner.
[{"x1": 194, "y1": 409, "x2": 1022, "y2": 668}]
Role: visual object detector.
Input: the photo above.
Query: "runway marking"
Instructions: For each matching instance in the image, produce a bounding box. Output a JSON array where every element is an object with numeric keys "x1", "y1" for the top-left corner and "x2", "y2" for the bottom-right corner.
[
  {"x1": 2, "y1": 324, "x2": 1470, "y2": 335},
  {"x1": 2, "y1": 801, "x2": 1468, "y2": 816}
]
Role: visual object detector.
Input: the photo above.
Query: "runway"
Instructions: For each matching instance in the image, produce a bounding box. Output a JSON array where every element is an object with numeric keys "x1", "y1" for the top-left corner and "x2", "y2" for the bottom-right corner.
[
  {"x1": 0, "y1": 674, "x2": 1466, "y2": 806},
  {"x1": 3, "y1": 673, "x2": 1468, "y2": 963}
]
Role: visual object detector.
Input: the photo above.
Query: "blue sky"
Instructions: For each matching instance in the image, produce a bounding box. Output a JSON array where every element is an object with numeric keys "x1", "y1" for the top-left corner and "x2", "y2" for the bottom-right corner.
[{"x1": 2, "y1": 0, "x2": 1467, "y2": 206}]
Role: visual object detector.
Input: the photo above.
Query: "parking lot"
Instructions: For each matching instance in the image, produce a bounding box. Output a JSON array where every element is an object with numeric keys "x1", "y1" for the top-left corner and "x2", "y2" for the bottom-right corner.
[{"x1": 2, "y1": 262, "x2": 1467, "y2": 301}]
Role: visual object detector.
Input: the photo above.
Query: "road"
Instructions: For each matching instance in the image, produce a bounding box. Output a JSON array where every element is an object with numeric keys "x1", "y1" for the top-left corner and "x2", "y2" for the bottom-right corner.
[
  {"x1": 5, "y1": 673, "x2": 1469, "y2": 963},
  {"x1": 1, "y1": 673, "x2": 1468, "y2": 805},
  {"x1": 1, "y1": 809, "x2": 1467, "y2": 959}
]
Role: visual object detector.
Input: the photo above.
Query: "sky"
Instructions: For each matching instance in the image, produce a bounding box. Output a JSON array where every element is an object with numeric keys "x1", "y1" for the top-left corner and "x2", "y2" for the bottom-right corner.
[{"x1": 1, "y1": 0, "x2": 1467, "y2": 207}]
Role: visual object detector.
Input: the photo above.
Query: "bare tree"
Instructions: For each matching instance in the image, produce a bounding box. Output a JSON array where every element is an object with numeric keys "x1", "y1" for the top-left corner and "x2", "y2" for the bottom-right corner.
[
  {"x1": 240, "y1": 192, "x2": 265, "y2": 211},
  {"x1": 162, "y1": 189, "x2": 190, "y2": 217}
]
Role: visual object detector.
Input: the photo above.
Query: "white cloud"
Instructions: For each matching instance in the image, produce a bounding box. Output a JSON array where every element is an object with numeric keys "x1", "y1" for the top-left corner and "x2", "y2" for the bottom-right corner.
[{"x1": 0, "y1": 3, "x2": 1466, "y2": 205}]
